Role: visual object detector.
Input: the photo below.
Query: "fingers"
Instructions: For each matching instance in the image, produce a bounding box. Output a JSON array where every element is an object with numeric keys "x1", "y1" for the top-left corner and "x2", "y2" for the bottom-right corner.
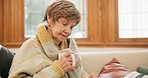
[
  {"x1": 64, "y1": 52, "x2": 72, "y2": 57},
  {"x1": 55, "y1": 52, "x2": 75, "y2": 73},
  {"x1": 88, "y1": 73, "x2": 97, "y2": 78},
  {"x1": 57, "y1": 60, "x2": 74, "y2": 73},
  {"x1": 62, "y1": 62, "x2": 74, "y2": 72},
  {"x1": 55, "y1": 49, "x2": 78, "y2": 73},
  {"x1": 60, "y1": 57, "x2": 72, "y2": 66}
]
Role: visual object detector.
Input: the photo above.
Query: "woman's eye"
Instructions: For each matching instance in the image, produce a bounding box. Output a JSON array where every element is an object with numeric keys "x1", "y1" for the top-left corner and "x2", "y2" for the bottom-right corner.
[
  {"x1": 70, "y1": 26, "x2": 74, "y2": 29},
  {"x1": 63, "y1": 23, "x2": 68, "y2": 26}
]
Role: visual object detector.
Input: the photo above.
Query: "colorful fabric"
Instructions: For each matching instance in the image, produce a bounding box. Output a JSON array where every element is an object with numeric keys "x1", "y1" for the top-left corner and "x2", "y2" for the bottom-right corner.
[{"x1": 8, "y1": 24, "x2": 86, "y2": 78}]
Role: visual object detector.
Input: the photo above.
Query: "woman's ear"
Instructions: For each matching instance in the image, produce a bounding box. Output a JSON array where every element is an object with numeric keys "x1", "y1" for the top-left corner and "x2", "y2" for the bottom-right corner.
[{"x1": 47, "y1": 15, "x2": 52, "y2": 25}]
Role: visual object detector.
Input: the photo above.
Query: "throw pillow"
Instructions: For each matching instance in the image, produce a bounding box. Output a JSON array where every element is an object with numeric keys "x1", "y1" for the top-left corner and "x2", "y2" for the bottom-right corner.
[{"x1": 98, "y1": 57, "x2": 131, "y2": 78}]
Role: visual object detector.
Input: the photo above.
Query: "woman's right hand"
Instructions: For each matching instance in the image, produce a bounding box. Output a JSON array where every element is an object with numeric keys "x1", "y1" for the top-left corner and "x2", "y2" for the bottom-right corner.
[{"x1": 54, "y1": 52, "x2": 75, "y2": 73}]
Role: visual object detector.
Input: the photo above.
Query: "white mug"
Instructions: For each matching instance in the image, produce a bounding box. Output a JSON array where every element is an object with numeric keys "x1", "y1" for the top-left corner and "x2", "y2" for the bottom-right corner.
[
  {"x1": 58, "y1": 49, "x2": 78, "y2": 67},
  {"x1": 70, "y1": 54, "x2": 77, "y2": 67}
]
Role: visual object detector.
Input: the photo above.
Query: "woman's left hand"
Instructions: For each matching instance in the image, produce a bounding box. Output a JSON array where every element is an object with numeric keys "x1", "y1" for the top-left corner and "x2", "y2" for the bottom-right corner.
[{"x1": 85, "y1": 73, "x2": 98, "y2": 78}]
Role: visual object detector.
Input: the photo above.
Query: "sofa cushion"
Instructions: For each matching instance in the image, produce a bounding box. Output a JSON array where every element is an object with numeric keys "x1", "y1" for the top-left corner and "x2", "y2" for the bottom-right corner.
[{"x1": 98, "y1": 57, "x2": 131, "y2": 78}]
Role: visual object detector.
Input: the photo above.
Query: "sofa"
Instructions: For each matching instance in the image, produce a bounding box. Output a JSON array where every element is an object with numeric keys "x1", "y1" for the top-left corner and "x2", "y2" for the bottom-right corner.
[
  {"x1": 79, "y1": 50, "x2": 148, "y2": 74},
  {"x1": 5, "y1": 48, "x2": 148, "y2": 77}
]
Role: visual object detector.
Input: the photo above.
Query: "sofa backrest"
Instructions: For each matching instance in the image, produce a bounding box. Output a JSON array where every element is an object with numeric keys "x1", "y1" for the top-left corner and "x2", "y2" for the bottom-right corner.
[{"x1": 80, "y1": 51, "x2": 148, "y2": 74}]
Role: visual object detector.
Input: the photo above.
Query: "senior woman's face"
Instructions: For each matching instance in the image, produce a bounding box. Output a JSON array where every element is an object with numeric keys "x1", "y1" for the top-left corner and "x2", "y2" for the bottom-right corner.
[{"x1": 48, "y1": 17, "x2": 76, "y2": 42}]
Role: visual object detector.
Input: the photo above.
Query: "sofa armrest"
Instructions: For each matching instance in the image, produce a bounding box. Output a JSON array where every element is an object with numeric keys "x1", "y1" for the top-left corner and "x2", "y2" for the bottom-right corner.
[{"x1": 0, "y1": 45, "x2": 14, "y2": 78}]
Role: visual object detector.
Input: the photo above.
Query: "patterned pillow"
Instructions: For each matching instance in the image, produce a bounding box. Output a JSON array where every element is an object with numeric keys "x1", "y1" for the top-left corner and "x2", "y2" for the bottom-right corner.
[{"x1": 98, "y1": 58, "x2": 131, "y2": 78}]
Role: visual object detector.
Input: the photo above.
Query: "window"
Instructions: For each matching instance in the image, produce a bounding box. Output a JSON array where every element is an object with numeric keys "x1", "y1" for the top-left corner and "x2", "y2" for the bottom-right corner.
[
  {"x1": 25, "y1": 0, "x2": 87, "y2": 38},
  {"x1": 118, "y1": 0, "x2": 148, "y2": 38},
  {"x1": 1, "y1": 0, "x2": 148, "y2": 48}
]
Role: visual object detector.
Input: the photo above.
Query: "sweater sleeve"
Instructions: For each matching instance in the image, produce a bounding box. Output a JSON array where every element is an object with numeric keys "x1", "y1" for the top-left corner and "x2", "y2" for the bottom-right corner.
[
  {"x1": 33, "y1": 63, "x2": 64, "y2": 78},
  {"x1": 9, "y1": 63, "x2": 64, "y2": 78},
  {"x1": 8, "y1": 39, "x2": 64, "y2": 78}
]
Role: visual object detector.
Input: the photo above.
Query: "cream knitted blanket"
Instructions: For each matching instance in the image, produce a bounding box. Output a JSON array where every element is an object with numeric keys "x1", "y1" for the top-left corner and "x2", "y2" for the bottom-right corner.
[{"x1": 8, "y1": 24, "x2": 86, "y2": 78}]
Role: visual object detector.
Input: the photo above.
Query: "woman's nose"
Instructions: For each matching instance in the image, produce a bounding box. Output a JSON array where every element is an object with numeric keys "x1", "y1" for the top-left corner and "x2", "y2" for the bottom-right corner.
[{"x1": 64, "y1": 27, "x2": 71, "y2": 35}]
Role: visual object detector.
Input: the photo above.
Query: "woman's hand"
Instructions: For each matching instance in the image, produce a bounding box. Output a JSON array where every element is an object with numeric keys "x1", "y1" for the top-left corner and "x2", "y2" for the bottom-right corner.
[
  {"x1": 54, "y1": 52, "x2": 75, "y2": 73},
  {"x1": 88, "y1": 73, "x2": 98, "y2": 78},
  {"x1": 83, "y1": 73, "x2": 98, "y2": 78}
]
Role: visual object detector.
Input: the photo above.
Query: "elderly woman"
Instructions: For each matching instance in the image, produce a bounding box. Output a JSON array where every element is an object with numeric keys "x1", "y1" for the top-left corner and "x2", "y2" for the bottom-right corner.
[{"x1": 8, "y1": 0, "x2": 97, "y2": 78}]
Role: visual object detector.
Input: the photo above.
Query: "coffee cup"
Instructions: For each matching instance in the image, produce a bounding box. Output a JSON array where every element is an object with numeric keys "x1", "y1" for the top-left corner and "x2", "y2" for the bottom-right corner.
[{"x1": 58, "y1": 49, "x2": 79, "y2": 67}]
